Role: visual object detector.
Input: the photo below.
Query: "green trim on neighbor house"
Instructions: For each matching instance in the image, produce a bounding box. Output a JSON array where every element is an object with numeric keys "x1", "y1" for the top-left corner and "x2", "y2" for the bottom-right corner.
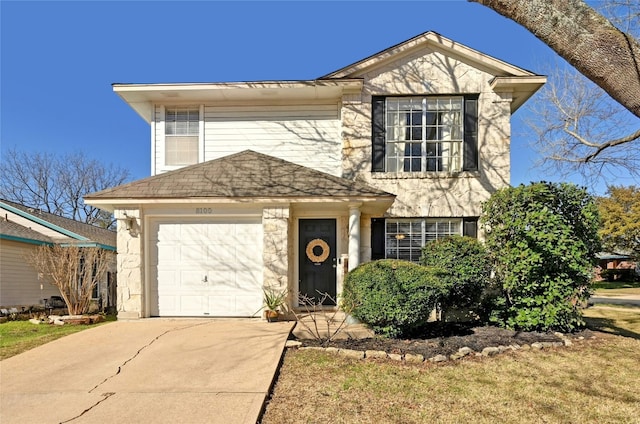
[
  {"x1": 58, "y1": 241, "x2": 117, "y2": 251},
  {"x1": 0, "y1": 201, "x2": 89, "y2": 241},
  {"x1": 0, "y1": 233, "x2": 54, "y2": 247}
]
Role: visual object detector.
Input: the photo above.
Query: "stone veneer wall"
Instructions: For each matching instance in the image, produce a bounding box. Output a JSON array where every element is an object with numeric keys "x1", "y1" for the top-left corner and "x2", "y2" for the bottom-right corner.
[
  {"x1": 262, "y1": 206, "x2": 290, "y2": 304},
  {"x1": 341, "y1": 47, "x2": 513, "y2": 218},
  {"x1": 114, "y1": 208, "x2": 143, "y2": 319}
]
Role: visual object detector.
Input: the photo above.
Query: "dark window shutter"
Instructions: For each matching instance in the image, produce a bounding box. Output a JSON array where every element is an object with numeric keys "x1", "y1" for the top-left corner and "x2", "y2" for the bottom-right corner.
[
  {"x1": 371, "y1": 218, "x2": 386, "y2": 260},
  {"x1": 463, "y1": 217, "x2": 478, "y2": 238},
  {"x1": 463, "y1": 95, "x2": 479, "y2": 171},
  {"x1": 371, "y1": 96, "x2": 386, "y2": 172}
]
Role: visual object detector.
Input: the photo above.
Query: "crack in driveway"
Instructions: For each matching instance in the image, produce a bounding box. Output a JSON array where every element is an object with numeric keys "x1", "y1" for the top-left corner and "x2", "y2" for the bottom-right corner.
[
  {"x1": 88, "y1": 321, "x2": 211, "y2": 394},
  {"x1": 59, "y1": 322, "x2": 212, "y2": 423},
  {"x1": 58, "y1": 392, "x2": 115, "y2": 424}
]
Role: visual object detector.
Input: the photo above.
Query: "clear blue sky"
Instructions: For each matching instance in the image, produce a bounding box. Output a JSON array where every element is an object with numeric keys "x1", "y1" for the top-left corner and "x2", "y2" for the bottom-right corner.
[{"x1": 0, "y1": 0, "x2": 631, "y2": 194}]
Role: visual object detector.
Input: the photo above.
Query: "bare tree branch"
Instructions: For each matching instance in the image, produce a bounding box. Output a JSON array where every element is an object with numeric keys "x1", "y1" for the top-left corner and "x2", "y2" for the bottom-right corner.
[
  {"x1": 525, "y1": 57, "x2": 640, "y2": 184},
  {"x1": 0, "y1": 149, "x2": 130, "y2": 228}
]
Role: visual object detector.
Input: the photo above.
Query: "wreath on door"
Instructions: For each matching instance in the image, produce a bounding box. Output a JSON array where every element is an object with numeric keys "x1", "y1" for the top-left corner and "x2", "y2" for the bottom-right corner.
[{"x1": 306, "y1": 238, "x2": 330, "y2": 263}]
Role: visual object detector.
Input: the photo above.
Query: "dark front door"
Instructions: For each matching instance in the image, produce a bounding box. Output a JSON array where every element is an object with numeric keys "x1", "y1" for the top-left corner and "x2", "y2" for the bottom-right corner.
[{"x1": 299, "y1": 219, "x2": 337, "y2": 305}]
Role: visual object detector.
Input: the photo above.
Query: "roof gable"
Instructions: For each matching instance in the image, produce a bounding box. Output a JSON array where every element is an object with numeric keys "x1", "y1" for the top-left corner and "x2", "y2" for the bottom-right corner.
[
  {"x1": 320, "y1": 31, "x2": 538, "y2": 80},
  {"x1": 0, "y1": 200, "x2": 116, "y2": 248},
  {"x1": 85, "y1": 150, "x2": 394, "y2": 201}
]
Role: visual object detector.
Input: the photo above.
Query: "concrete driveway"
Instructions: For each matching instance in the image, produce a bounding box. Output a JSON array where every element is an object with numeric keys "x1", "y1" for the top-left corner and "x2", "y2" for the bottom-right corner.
[{"x1": 0, "y1": 319, "x2": 294, "y2": 424}]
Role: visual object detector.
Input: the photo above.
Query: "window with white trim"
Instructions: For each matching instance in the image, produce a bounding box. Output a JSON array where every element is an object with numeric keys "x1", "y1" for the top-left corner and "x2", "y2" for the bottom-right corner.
[
  {"x1": 385, "y1": 218, "x2": 462, "y2": 262},
  {"x1": 165, "y1": 107, "x2": 199, "y2": 166},
  {"x1": 385, "y1": 97, "x2": 462, "y2": 172}
]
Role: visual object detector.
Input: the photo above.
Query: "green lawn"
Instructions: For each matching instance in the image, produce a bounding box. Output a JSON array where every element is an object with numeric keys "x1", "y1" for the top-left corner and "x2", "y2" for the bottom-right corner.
[
  {"x1": 0, "y1": 319, "x2": 109, "y2": 360},
  {"x1": 262, "y1": 306, "x2": 640, "y2": 424},
  {"x1": 592, "y1": 280, "x2": 640, "y2": 296}
]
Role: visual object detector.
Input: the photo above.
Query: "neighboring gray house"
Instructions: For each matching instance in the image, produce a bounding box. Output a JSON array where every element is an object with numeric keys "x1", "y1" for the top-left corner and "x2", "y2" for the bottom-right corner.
[
  {"x1": 85, "y1": 32, "x2": 545, "y2": 319},
  {"x1": 0, "y1": 199, "x2": 117, "y2": 309}
]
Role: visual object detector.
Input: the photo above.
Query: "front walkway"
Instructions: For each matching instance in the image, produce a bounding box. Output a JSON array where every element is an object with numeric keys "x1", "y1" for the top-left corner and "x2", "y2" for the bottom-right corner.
[{"x1": 0, "y1": 319, "x2": 294, "y2": 424}]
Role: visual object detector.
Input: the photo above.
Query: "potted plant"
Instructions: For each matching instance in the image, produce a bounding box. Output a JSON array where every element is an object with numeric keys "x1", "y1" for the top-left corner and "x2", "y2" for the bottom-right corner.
[{"x1": 262, "y1": 286, "x2": 288, "y2": 322}]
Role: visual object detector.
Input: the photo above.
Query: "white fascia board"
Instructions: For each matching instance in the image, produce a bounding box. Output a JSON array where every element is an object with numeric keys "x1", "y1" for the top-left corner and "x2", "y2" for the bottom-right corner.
[
  {"x1": 85, "y1": 196, "x2": 393, "y2": 207},
  {"x1": 490, "y1": 75, "x2": 547, "y2": 113},
  {"x1": 322, "y1": 31, "x2": 538, "y2": 79},
  {"x1": 113, "y1": 80, "x2": 363, "y2": 124}
]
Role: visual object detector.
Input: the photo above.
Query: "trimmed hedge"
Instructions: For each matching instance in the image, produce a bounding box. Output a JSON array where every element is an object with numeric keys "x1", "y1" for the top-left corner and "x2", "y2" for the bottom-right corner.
[
  {"x1": 342, "y1": 259, "x2": 445, "y2": 338},
  {"x1": 420, "y1": 236, "x2": 491, "y2": 319}
]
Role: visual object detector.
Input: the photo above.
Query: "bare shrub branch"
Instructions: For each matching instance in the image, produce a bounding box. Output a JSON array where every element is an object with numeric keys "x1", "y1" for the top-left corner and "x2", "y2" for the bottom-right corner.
[
  {"x1": 26, "y1": 245, "x2": 112, "y2": 315},
  {"x1": 293, "y1": 291, "x2": 356, "y2": 347}
]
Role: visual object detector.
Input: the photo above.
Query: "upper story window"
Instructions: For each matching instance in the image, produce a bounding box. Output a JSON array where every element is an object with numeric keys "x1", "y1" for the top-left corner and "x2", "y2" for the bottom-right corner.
[
  {"x1": 372, "y1": 95, "x2": 478, "y2": 173},
  {"x1": 165, "y1": 107, "x2": 199, "y2": 166}
]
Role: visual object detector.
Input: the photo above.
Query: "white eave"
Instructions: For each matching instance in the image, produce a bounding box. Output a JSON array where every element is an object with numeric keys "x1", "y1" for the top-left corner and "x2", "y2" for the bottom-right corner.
[
  {"x1": 321, "y1": 31, "x2": 538, "y2": 80},
  {"x1": 490, "y1": 76, "x2": 547, "y2": 113},
  {"x1": 113, "y1": 79, "x2": 364, "y2": 123},
  {"x1": 85, "y1": 196, "x2": 394, "y2": 216}
]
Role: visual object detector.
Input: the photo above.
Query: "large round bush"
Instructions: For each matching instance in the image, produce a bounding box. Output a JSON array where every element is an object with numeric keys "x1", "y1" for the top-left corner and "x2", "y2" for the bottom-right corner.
[
  {"x1": 482, "y1": 182, "x2": 601, "y2": 332},
  {"x1": 420, "y1": 235, "x2": 491, "y2": 319},
  {"x1": 342, "y1": 259, "x2": 445, "y2": 338}
]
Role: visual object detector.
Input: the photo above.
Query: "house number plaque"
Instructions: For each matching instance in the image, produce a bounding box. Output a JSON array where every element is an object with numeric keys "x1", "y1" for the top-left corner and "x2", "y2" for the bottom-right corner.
[{"x1": 195, "y1": 208, "x2": 214, "y2": 214}]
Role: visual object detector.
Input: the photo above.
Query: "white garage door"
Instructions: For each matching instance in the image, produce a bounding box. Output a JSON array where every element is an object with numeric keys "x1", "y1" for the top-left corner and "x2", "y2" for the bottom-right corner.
[{"x1": 149, "y1": 218, "x2": 263, "y2": 317}]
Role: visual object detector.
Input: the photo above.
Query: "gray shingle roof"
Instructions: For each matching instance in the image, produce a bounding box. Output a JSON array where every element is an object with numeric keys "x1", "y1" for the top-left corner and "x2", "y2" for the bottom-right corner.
[
  {"x1": 86, "y1": 150, "x2": 394, "y2": 200},
  {"x1": 0, "y1": 199, "x2": 116, "y2": 247},
  {"x1": 0, "y1": 219, "x2": 54, "y2": 244}
]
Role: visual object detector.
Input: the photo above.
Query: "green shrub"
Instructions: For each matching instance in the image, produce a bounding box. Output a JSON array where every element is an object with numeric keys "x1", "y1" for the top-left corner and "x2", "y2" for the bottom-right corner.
[
  {"x1": 481, "y1": 182, "x2": 601, "y2": 332},
  {"x1": 342, "y1": 259, "x2": 445, "y2": 337},
  {"x1": 420, "y1": 236, "x2": 491, "y2": 320}
]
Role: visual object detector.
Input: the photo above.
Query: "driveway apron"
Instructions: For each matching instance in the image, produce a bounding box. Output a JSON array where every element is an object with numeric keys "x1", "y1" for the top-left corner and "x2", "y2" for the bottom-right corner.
[{"x1": 0, "y1": 319, "x2": 294, "y2": 424}]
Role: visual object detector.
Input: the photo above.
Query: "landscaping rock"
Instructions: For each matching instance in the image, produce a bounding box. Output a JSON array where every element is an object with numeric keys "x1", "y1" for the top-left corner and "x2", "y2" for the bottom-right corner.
[
  {"x1": 458, "y1": 347, "x2": 473, "y2": 356},
  {"x1": 450, "y1": 352, "x2": 465, "y2": 360},
  {"x1": 388, "y1": 353, "x2": 402, "y2": 361},
  {"x1": 325, "y1": 347, "x2": 340, "y2": 354},
  {"x1": 429, "y1": 354, "x2": 448, "y2": 363},
  {"x1": 339, "y1": 349, "x2": 365, "y2": 360},
  {"x1": 563, "y1": 339, "x2": 573, "y2": 347},
  {"x1": 404, "y1": 353, "x2": 424, "y2": 363},
  {"x1": 89, "y1": 315, "x2": 105, "y2": 324},
  {"x1": 53, "y1": 319, "x2": 65, "y2": 326},
  {"x1": 531, "y1": 342, "x2": 544, "y2": 350},
  {"x1": 299, "y1": 346, "x2": 324, "y2": 351},
  {"x1": 63, "y1": 317, "x2": 91, "y2": 325},
  {"x1": 482, "y1": 347, "x2": 500, "y2": 356},
  {"x1": 29, "y1": 319, "x2": 42, "y2": 325},
  {"x1": 285, "y1": 340, "x2": 302, "y2": 349},
  {"x1": 365, "y1": 350, "x2": 387, "y2": 359}
]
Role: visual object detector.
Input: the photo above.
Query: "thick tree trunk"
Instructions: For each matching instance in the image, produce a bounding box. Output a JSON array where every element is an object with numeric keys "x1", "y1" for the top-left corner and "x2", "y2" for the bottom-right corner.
[{"x1": 470, "y1": 0, "x2": 640, "y2": 118}]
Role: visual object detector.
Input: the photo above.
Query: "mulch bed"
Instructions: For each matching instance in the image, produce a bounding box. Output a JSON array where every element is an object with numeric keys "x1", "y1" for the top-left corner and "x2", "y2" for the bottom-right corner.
[{"x1": 299, "y1": 324, "x2": 596, "y2": 358}]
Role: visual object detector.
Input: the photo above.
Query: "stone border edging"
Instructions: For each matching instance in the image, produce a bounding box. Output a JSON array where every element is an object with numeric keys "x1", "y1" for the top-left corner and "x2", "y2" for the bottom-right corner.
[{"x1": 286, "y1": 332, "x2": 591, "y2": 363}]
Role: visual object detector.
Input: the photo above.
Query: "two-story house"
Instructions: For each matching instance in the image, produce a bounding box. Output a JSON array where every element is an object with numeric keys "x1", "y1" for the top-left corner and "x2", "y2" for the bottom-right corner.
[{"x1": 85, "y1": 32, "x2": 545, "y2": 319}]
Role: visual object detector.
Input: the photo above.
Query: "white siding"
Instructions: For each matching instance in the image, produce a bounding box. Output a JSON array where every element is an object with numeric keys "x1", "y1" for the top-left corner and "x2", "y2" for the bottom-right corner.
[
  {"x1": 153, "y1": 104, "x2": 342, "y2": 176},
  {"x1": 0, "y1": 240, "x2": 59, "y2": 307}
]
